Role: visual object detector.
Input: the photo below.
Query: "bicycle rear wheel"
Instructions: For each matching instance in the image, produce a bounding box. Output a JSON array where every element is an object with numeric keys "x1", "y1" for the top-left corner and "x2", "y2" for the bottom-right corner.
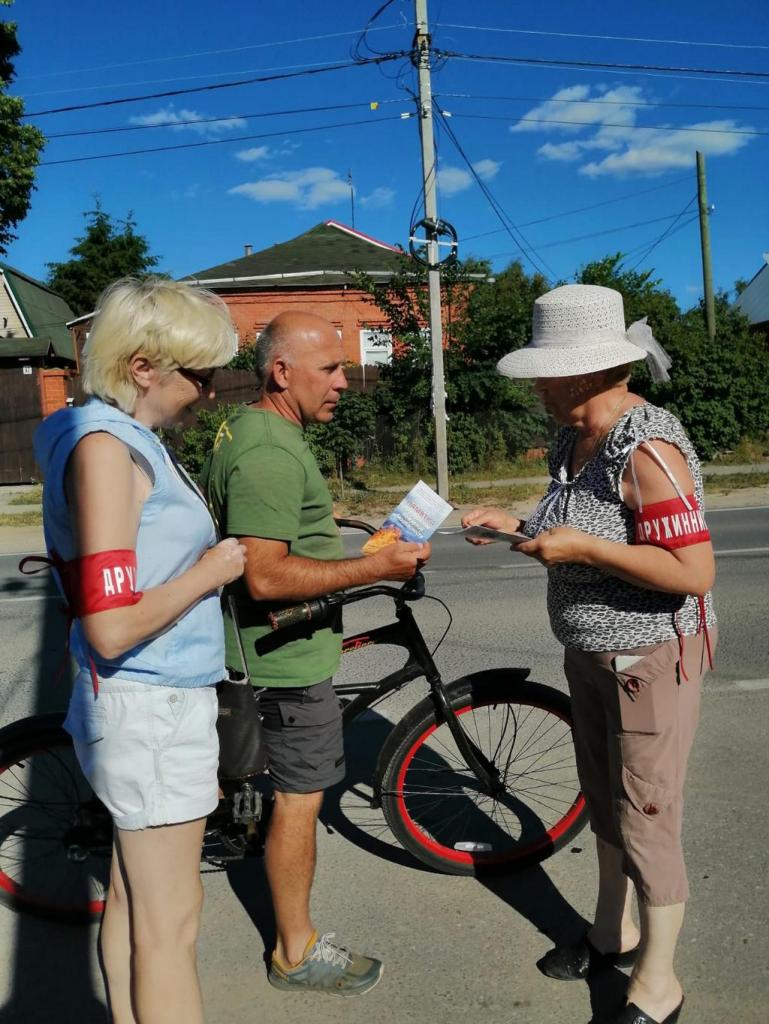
[
  {"x1": 380, "y1": 672, "x2": 587, "y2": 876},
  {"x1": 0, "y1": 716, "x2": 111, "y2": 924}
]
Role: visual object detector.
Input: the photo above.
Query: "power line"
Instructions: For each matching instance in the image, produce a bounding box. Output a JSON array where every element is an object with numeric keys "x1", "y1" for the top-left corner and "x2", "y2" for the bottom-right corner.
[
  {"x1": 628, "y1": 197, "x2": 699, "y2": 271},
  {"x1": 21, "y1": 54, "x2": 405, "y2": 118},
  {"x1": 22, "y1": 59, "x2": 371, "y2": 100},
  {"x1": 436, "y1": 48, "x2": 769, "y2": 81},
  {"x1": 434, "y1": 105, "x2": 555, "y2": 280},
  {"x1": 618, "y1": 214, "x2": 700, "y2": 262},
  {"x1": 18, "y1": 25, "x2": 403, "y2": 83},
  {"x1": 452, "y1": 112, "x2": 769, "y2": 138},
  {"x1": 437, "y1": 90, "x2": 769, "y2": 114},
  {"x1": 44, "y1": 99, "x2": 408, "y2": 140},
  {"x1": 483, "y1": 211, "x2": 701, "y2": 258},
  {"x1": 435, "y1": 23, "x2": 769, "y2": 53},
  {"x1": 462, "y1": 175, "x2": 692, "y2": 241},
  {"x1": 39, "y1": 114, "x2": 402, "y2": 166}
]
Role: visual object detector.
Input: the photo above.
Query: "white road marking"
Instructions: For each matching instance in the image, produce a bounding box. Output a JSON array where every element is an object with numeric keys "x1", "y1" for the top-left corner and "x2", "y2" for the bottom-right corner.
[
  {"x1": 708, "y1": 505, "x2": 769, "y2": 513},
  {"x1": 0, "y1": 595, "x2": 59, "y2": 603},
  {"x1": 714, "y1": 547, "x2": 769, "y2": 556}
]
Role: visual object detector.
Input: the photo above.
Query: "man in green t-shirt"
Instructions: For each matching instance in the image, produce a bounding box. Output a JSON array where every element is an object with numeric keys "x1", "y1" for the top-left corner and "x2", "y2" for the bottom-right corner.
[{"x1": 204, "y1": 311, "x2": 430, "y2": 997}]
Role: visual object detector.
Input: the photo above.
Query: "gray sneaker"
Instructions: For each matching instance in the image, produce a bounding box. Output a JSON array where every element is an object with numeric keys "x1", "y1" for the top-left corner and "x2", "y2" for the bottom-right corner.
[{"x1": 268, "y1": 931, "x2": 383, "y2": 997}]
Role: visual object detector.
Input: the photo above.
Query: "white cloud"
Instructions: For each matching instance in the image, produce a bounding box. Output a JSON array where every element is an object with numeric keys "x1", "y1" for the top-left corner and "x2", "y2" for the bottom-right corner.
[
  {"x1": 511, "y1": 85, "x2": 642, "y2": 135},
  {"x1": 438, "y1": 158, "x2": 500, "y2": 196},
  {"x1": 473, "y1": 158, "x2": 501, "y2": 181},
  {"x1": 580, "y1": 121, "x2": 752, "y2": 178},
  {"x1": 171, "y1": 183, "x2": 201, "y2": 201},
  {"x1": 235, "y1": 146, "x2": 270, "y2": 162},
  {"x1": 229, "y1": 166, "x2": 351, "y2": 209},
  {"x1": 510, "y1": 85, "x2": 754, "y2": 178},
  {"x1": 438, "y1": 166, "x2": 472, "y2": 196},
  {"x1": 359, "y1": 187, "x2": 395, "y2": 208},
  {"x1": 129, "y1": 105, "x2": 246, "y2": 137}
]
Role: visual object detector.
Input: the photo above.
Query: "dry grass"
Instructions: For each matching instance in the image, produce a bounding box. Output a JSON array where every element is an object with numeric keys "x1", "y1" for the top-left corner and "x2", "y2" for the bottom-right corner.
[
  {"x1": 703, "y1": 472, "x2": 769, "y2": 493},
  {"x1": 0, "y1": 511, "x2": 43, "y2": 527},
  {"x1": 7, "y1": 486, "x2": 43, "y2": 506}
]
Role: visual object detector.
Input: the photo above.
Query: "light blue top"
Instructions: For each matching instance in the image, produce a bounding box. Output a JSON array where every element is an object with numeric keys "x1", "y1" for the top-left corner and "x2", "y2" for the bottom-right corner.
[{"x1": 34, "y1": 398, "x2": 225, "y2": 687}]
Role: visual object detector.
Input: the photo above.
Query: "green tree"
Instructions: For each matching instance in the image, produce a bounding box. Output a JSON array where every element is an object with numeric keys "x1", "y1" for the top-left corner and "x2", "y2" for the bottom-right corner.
[
  {"x1": 305, "y1": 389, "x2": 377, "y2": 492},
  {"x1": 0, "y1": 1, "x2": 45, "y2": 254},
  {"x1": 47, "y1": 203, "x2": 160, "y2": 315},
  {"x1": 577, "y1": 253, "x2": 769, "y2": 457},
  {"x1": 354, "y1": 256, "x2": 550, "y2": 471}
]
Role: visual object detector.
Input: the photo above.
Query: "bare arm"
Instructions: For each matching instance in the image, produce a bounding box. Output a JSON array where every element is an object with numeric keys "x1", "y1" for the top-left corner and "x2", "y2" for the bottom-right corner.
[
  {"x1": 240, "y1": 535, "x2": 431, "y2": 602},
  {"x1": 67, "y1": 433, "x2": 245, "y2": 660},
  {"x1": 514, "y1": 441, "x2": 715, "y2": 597}
]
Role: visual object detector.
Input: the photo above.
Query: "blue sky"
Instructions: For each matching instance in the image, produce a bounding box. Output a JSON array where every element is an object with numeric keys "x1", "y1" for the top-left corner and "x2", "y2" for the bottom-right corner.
[{"x1": 5, "y1": 0, "x2": 769, "y2": 309}]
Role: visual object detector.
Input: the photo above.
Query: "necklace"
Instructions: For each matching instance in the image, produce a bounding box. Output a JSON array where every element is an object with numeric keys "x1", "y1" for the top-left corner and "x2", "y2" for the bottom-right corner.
[{"x1": 570, "y1": 393, "x2": 628, "y2": 477}]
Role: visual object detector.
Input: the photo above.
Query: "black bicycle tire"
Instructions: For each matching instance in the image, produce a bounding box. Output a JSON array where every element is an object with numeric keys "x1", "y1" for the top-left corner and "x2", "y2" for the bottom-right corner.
[
  {"x1": 380, "y1": 673, "x2": 588, "y2": 876},
  {"x1": 0, "y1": 714, "x2": 111, "y2": 925}
]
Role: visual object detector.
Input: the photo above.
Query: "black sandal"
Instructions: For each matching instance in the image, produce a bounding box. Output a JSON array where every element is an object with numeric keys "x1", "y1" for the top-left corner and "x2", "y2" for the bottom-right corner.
[
  {"x1": 537, "y1": 934, "x2": 640, "y2": 981},
  {"x1": 610, "y1": 996, "x2": 684, "y2": 1024}
]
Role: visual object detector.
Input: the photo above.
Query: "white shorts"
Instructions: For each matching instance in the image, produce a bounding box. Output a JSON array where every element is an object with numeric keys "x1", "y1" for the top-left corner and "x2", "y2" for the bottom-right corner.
[{"x1": 64, "y1": 672, "x2": 220, "y2": 831}]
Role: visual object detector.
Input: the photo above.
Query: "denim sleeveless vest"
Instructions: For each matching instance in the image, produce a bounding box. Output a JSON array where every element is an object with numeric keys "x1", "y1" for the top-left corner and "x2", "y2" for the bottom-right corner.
[{"x1": 34, "y1": 398, "x2": 225, "y2": 687}]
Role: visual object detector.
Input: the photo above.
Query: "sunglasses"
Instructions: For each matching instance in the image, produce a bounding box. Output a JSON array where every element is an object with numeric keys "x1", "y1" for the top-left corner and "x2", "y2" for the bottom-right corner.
[{"x1": 177, "y1": 366, "x2": 216, "y2": 390}]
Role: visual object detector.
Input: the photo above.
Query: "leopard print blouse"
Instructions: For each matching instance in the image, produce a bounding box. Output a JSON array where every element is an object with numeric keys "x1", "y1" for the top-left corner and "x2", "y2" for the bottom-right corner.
[{"x1": 523, "y1": 402, "x2": 716, "y2": 652}]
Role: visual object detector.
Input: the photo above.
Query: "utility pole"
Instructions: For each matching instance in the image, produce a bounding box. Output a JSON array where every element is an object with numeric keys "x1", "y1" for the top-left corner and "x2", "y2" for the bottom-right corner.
[
  {"x1": 696, "y1": 151, "x2": 716, "y2": 340},
  {"x1": 347, "y1": 169, "x2": 355, "y2": 229},
  {"x1": 414, "y1": 0, "x2": 449, "y2": 499}
]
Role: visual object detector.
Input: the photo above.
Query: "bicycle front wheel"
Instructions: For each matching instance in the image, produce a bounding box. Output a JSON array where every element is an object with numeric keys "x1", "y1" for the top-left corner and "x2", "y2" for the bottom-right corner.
[
  {"x1": 380, "y1": 672, "x2": 587, "y2": 876},
  {"x1": 0, "y1": 715, "x2": 111, "y2": 924}
]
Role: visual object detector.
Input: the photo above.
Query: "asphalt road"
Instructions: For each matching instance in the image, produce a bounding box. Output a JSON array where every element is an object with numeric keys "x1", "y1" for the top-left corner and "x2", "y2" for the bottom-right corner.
[{"x1": 0, "y1": 506, "x2": 767, "y2": 1023}]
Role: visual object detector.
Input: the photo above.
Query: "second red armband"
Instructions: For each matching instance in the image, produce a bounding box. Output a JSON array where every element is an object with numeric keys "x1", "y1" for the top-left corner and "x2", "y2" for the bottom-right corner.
[{"x1": 634, "y1": 495, "x2": 710, "y2": 550}]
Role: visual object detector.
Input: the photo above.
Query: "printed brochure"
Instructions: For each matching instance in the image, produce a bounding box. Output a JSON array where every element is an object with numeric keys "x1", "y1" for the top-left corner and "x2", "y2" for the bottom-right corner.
[{"x1": 361, "y1": 480, "x2": 453, "y2": 554}]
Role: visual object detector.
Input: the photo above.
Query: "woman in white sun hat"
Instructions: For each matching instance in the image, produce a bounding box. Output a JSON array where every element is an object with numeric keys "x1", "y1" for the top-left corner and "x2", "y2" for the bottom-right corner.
[{"x1": 464, "y1": 284, "x2": 716, "y2": 1024}]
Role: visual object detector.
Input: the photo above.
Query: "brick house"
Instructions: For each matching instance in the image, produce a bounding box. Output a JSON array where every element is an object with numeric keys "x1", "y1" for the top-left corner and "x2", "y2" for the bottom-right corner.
[
  {"x1": 183, "y1": 220, "x2": 410, "y2": 366},
  {"x1": 0, "y1": 264, "x2": 77, "y2": 482}
]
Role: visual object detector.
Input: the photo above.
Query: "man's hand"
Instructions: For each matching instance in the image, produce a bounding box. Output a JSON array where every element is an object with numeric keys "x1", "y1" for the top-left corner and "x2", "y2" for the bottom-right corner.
[
  {"x1": 367, "y1": 540, "x2": 431, "y2": 581},
  {"x1": 461, "y1": 507, "x2": 523, "y2": 544},
  {"x1": 516, "y1": 527, "x2": 590, "y2": 567}
]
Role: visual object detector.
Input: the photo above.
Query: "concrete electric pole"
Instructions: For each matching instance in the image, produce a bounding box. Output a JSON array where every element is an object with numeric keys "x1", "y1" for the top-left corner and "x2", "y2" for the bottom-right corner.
[
  {"x1": 696, "y1": 151, "x2": 716, "y2": 341},
  {"x1": 413, "y1": 0, "x2": 449, "y2": 500}
]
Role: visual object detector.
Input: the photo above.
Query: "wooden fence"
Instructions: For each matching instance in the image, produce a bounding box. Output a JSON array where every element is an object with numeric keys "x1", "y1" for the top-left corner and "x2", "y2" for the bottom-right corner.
[
  {"x1": 0, "y1": 367, "x2": 48, "y2": 484},
  {"x1": 5, "y1": 365, "x2": 381, "y2": 484}
]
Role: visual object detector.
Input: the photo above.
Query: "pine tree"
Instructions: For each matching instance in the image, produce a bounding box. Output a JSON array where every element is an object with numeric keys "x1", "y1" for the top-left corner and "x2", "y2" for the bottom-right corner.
[{"x1": 47, "y1": 203, "x2": 160, "y2": 315}]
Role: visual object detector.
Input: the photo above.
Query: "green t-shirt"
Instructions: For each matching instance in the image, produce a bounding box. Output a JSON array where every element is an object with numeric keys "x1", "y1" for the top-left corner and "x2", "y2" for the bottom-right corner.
[{"x1": 202, "y1": 406, "x2": 344, "y2": 687}]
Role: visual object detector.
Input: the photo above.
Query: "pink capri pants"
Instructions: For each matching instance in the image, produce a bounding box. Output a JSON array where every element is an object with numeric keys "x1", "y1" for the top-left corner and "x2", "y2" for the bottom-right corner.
[{"x1": 564, "y1": 629, "x2": 716, "y2": 907}]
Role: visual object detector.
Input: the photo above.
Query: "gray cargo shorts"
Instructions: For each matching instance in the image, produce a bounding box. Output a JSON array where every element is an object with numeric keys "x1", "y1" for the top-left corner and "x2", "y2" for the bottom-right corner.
[{"x1": 259, "y1": 678, "x2": 345, "y2": 794}]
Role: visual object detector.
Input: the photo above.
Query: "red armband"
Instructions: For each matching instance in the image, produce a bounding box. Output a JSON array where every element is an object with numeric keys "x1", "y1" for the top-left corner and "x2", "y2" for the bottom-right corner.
[
  {"x1": 634, "y1": 495, "x2": 710, "y2": 550},
  {"x1": 67, "y1": 549, "x2": 143, "y2": 616}
]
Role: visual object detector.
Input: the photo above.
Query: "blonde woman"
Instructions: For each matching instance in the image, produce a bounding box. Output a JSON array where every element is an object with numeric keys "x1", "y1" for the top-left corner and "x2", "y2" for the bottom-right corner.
[{"x1": 34, "y1": 278, "x2": 246, "y2": 1024}]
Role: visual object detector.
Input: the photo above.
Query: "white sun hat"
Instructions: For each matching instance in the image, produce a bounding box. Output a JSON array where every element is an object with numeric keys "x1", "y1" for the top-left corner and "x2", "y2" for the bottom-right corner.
[{"x1": 496, "y1": 284, "x2": 671, "y2": 381}]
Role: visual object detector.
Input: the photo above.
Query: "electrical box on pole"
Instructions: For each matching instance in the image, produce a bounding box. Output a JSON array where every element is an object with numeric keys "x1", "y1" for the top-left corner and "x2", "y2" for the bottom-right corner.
[{"x1": 413, "y1": 0, "x2": 449, "y2": 500}]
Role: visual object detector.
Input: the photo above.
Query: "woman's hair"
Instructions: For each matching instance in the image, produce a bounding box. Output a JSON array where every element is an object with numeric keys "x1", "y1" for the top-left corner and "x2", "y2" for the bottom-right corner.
[
  {"x1": 602, "y1": 362, "x2": 634, "y2": 388},
  {"x1": 82, "y1": 276, "x2": 238, "y2": 413}
]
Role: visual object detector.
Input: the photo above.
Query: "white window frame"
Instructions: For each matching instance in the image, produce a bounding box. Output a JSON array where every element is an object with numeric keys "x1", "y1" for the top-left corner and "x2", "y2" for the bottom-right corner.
[{"x1": 359, "y1": 328, "x2": 393, "y2": 366}]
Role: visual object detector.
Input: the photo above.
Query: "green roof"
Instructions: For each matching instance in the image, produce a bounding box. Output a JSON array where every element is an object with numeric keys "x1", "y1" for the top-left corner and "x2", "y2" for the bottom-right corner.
[
  {"x1": 0, "y1": 263, "x2": 76, "y2": 362},
  {"x1": 184, "y1": 220, "x2": 406, "y2": 289}
]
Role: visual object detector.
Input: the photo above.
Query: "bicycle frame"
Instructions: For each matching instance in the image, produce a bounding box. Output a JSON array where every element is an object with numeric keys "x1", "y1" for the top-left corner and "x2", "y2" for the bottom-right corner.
[{"x1": 334, "y1": 591, "x2": 510, "y2": 803}]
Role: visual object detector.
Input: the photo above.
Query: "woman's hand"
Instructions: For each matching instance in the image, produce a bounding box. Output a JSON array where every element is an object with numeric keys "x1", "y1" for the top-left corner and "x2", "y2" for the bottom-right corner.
[
  {"x1": 517, "y1": 526, "x2": 592, "y2": 567},
  {"x1": 198, "y1": 538, "x2": 248, "y2": 588},
  {"x1": 461, "y1": 507, "x2": 523, "y2": 544}
]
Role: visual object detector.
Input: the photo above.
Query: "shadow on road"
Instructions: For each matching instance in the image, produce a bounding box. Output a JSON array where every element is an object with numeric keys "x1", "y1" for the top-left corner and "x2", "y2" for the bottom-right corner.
[{"x1": 0, "y1": 572, "x2": 107, "y2": 1024}]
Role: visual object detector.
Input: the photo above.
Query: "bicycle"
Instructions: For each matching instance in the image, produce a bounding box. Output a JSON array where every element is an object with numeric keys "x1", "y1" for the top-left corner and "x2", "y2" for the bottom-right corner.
[{"x1": 0, "y1": 519, "x2": 588, "y2": 925}]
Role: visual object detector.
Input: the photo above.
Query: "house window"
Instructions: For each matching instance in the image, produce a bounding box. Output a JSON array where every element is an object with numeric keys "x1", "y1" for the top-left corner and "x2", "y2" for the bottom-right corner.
[{"x1": 359, "y1": 329, "x2": 392, "y2": 366}]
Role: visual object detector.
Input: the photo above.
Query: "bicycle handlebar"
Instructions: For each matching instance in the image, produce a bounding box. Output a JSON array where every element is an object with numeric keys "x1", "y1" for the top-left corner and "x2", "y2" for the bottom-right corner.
[{"x1": 267, "y1": 573, "x2": 426, "y2": 632}]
